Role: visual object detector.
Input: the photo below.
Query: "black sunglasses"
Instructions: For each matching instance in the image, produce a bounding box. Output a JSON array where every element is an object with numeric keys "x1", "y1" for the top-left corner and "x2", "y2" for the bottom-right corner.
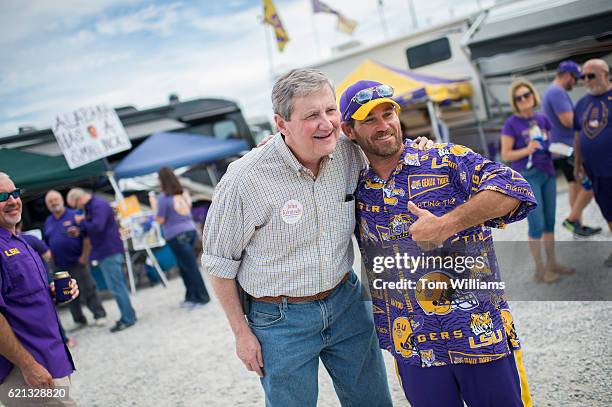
[
  {"x1": 0, "y1": 188, "x2": 21, "y2": 203},
  {"x1": 582, "y1": 73, "x2": 597, "y2": 81},
  {"x1": 514, "y1": 91, "x2": 532, "y2": 102}
]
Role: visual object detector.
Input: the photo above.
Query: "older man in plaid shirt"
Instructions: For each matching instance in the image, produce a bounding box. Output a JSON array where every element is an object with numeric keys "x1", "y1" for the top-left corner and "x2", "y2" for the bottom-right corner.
[{"x1": 202, "y1": 69, "x2": 393, "y2": 406}]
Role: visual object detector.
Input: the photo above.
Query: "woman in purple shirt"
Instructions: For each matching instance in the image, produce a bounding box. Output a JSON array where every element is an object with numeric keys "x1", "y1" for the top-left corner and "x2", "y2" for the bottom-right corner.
[
  {"x1": 500, "y1": 79, "x2": 574, "y2": 283},
  {"x1": 152, "y1": 167, "x2": 210, "y2": 307}
]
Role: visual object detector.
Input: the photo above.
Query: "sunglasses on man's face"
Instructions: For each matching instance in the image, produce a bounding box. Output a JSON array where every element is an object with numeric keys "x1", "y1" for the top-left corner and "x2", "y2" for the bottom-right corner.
[
  {"x1": 514, "y1": 91, "x2": 532, "y2": 102},
  {"x1": 582, "y1": 73, "x2": 597, "y2": 81},
  {"x1": 0, "y1": 188, "x2": 22, "y2": 203}
]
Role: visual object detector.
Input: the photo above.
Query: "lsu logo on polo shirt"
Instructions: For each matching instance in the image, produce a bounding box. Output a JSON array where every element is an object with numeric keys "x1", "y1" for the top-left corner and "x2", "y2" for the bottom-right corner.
[
  {"x1": 407, "y1": 174, "x2": 449, "y2": 198},
  {"x1": 3, "y1": 248, "x2": 21, "y2": 257}
]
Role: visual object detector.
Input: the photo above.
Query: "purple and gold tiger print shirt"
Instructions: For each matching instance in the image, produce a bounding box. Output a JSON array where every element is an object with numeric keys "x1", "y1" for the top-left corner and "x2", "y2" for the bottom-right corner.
[{"x1": 355, "y1": 140, "x2": 537, "y2": 368}]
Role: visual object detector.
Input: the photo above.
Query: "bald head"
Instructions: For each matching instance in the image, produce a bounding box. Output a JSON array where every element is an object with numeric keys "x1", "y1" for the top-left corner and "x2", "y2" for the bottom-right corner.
[
  {"x1": 45, "y1": 190, "x2": 65, "y2": 216},
  {"x1": 0, "y1": 172, "x2": 9, "y2": 182},
  {"x1": 582, "y1": 59, "x2": 611, "y2": 95},
  {"x1": 584, "y1": 59, "x2": 609, "y2": 73}
]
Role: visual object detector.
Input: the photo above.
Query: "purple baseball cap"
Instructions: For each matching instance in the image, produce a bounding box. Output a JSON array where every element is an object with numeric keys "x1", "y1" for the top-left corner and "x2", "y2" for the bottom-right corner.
[
  {"x1": 557, "y1": 60, "x2": 581, "y2": 78},
  {"x1": 339, "y1": 80, "x2": 401, "y2": 122}
]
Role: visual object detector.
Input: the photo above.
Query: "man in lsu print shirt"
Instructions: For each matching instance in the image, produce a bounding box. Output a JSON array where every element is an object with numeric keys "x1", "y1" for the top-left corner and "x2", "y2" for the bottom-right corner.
[{"x1": 340, "y1": 80, "x2": 536, "y2": 407}]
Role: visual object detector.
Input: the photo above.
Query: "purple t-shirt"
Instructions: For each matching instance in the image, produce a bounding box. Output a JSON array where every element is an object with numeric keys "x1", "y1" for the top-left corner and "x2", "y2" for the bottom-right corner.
[
  {"x1": 44, "y1": 209, "x2": 84, "y2": 268},
  {"x1": 157, "y1": 193, "x2": 196, "y2": 241},
  {"x1": 574, "y1": 89, "x2": 612, "y2": 177},
  {"x1": 0, "y1": 228, "x2": 74, "y2": 381},
  {"x1": 79, "y1": 196, "x2": 124, "y2": 261},
  {"x1": 19, "y1": 234, "x2": 49, "y2": 258},
  {"x1": 501, "y1": 113, "x2": 555, "y2": 176},
  {"x1": 542, "y1": 84, "x2": 575, "y2": 147}
]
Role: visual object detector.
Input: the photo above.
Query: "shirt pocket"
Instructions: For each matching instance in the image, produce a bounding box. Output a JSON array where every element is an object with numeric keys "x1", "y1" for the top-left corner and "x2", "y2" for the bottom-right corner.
[{"x1": 4, "y1": 256, "x2": 47, "y2": 299}]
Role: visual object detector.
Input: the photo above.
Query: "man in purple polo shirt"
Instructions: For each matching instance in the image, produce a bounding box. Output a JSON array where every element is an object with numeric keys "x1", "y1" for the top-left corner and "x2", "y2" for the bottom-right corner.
[
  {"x1": 44, "y1": 190, "x2": 107, "y2": 329},
  {"x1": 541, "y1": 60, "x2": 600, "y2": 237},
  {"x1": 0, "y1": 172, "x2": 78, "y2": 406},
  {"x1": 67, "y1": 188, "x2": 137, "y2": 333}
]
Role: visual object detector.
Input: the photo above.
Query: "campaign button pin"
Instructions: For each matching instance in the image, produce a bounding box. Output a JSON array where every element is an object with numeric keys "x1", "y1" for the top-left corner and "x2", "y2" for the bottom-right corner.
[{"x1": 281, "y1": 200, "x2": 303, "y2": 224}]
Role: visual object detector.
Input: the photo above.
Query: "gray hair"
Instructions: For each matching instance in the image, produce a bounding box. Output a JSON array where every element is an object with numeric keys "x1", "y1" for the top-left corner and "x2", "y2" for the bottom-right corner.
[
  {"x1": 272, "y1": 68, "x2": 335, "y2": 120},
  {"x1": 66, "y1": 188, "x2": 86, "y2": 206}
]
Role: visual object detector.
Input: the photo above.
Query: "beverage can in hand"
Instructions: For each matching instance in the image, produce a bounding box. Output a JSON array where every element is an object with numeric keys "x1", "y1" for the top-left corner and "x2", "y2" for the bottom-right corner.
[{"x1": 54, "y1": 271, "x2": 72, "y2": 303}]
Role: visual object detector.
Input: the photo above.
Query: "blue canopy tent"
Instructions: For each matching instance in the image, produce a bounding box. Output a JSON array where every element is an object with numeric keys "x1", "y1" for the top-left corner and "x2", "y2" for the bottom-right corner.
[{"x1": 114, "y1": 131, "x2": 249, "y2": 180}]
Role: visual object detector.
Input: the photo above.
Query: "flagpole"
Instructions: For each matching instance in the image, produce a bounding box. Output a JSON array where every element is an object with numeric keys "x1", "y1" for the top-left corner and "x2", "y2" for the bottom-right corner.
[
  {"x1": 377, "y1": 0, "x2": 390, "y2": 40},
  {"x1": 407, "y1": 0, "x2": 418, "y2": 30},
  {"x1": 261, "y1": 15, "x2": 275, "y2": 80},
  {"x1": 310, "y1": 8, "x2": 322, "y2": 57}
]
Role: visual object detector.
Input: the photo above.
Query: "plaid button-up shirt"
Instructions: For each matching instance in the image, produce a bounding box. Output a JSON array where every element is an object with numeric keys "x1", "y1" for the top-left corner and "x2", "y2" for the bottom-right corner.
[{"x1": 202, "y1": 133, "x2": 364, "y2": 297}]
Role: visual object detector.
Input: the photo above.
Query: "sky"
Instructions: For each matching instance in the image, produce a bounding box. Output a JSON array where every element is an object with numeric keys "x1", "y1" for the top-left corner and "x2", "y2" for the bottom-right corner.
[{"x1": 0, "y1": 0, "x2": 492, "y2": 138}]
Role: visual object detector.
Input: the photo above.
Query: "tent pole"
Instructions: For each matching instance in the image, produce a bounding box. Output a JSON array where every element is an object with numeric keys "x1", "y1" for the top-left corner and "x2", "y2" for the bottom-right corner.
[
  {"x1": 105, "y1": 167, "x2": 137, "y2": 294},
  {"x1": 206, "y1": 165, "x2": 218, "y2": 186},
  {"x1": 105, "y1": 162, "x2": 169, "y2": 292},
  {"x1": 426, "y1": 100, "x2": 442, "y2": 142}
]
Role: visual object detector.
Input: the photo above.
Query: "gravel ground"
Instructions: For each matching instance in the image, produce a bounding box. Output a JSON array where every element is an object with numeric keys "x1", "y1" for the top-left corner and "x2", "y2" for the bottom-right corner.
[{"x1": 47, "y1": 186, "x2": 612, "y2": 406}]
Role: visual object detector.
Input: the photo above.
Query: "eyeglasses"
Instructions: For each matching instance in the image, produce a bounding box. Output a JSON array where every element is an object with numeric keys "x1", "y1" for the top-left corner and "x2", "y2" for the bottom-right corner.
[
  {"x1": 343, "y1": 85, "x2": 394, "y2": 120},
  {"x1": 0, "y1": 188, "x2": 21, "y2": 203},
  {"x1": 514, "y1": 91, "x2": 532, "y2": 102},
  {"x1": 582, "y1": 73, "x2": 597, "y2": 81}
]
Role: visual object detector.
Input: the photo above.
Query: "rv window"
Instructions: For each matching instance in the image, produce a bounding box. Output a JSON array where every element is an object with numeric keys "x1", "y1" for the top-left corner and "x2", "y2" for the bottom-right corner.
[
  {"x1": 213, "y1": 120, "x2": 239, "y2": 140},
  {"x1": 406, "y1": 37, "x2": 451, "y2": 69}
]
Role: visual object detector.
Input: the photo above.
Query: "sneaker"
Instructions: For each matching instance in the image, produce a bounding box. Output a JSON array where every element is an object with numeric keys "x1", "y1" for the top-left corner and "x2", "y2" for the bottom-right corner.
[
  {"x1": 180, "y1": 301, "x2": 194, "y2": 309},
  {"x1": 562, "y1": 219, "x2": 602, "y2": 237},
  {"x1": 94, "y1": 317, "x2": 107, "y2": 327},
  {"x1": 110, "y1": 320, "x2": 135, "y2": 333}
]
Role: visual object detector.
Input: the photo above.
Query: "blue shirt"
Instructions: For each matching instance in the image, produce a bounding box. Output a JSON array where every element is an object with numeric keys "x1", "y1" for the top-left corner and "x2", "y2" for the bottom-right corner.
[
  {"x1": 0, "y1": 227, "x2": 74, "y2": 381},
  {"x1": 542, "y1": 83, "x2": 575, "y2": 147},
  {"x1": 355, "y1": 141, "x2": 537, "y2": 368},
  {"x1": 44, "y1": 209, "x2": 83, "y2": 268},
  {"x1": 79, "y1": 196, "x2": 124, "y2": 261},
  {"x1": 574, "y1": 89, "x2": 612, "y2": 177}
]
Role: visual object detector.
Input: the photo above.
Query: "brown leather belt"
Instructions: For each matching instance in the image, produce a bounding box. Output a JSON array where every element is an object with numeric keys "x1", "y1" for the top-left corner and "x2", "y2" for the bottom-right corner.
[{"x1": 254, "y1": 273, "x2": 350, "y2": 304}]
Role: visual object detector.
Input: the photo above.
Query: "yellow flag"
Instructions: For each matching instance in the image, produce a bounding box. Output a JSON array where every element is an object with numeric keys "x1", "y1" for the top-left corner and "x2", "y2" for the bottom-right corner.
[{"x1": 263, "y1": 0, "x2": 289, "y2": 52}]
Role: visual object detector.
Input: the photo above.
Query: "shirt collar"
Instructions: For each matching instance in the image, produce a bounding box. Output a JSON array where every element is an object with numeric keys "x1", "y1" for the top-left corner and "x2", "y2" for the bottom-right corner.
[
  {"x1": 0, "y1": 227, "x2": 13, "y2": 242},
  {"x1": 274, "y1": 132, "x2": 334, "y2": 176}
]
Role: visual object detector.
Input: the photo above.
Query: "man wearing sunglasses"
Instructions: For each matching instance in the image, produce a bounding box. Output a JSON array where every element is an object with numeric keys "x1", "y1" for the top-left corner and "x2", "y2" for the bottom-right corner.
[
  {"x1": 542, "y1": 60, "x2": 601, "y2": 237},
  {"x1": 340, "y1": 80, "x2": 537, "y2": 407},
  {"x1": 0, "y1": 173, "x2": 78, "y2": 406},
  {"x1": 573, "y1": 58, "x2": 612, "y2": 266}
]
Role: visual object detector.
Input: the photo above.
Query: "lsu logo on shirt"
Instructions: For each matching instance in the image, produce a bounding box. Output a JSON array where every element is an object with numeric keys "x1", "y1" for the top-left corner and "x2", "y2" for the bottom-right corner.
[
  {"x1": 468, "y1": 311, "x2": 503, "y2": 349},
  {"x1": 3, "y1": 248, "x2": 21, "y2": 257},
  {"x1": 376, "y1": 214, "x2": 413, "y2": 242},
  {"x1": 407, "y1": 174, "x2": 449, "y2": 199},
  {"x1": 470, "y1": 312, "x2": 494, "y2": 336}
]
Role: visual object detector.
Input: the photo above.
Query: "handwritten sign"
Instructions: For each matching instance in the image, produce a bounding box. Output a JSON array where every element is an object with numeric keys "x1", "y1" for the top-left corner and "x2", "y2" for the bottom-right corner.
[{"x1": 52, "y1": 105, "x2": 131, "y2": 169}]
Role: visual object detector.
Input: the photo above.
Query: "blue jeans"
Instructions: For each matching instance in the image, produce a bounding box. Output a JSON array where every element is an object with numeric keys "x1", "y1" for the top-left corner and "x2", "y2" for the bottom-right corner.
[
  {"x1": 98, "y1": 253, "x2": 137, "y2": 325},
  {"x1": 522, "y1": 168, "x2": 556, "y2": 239},
  {"x1": 248, "y1": 271, "x2": 392, "y2": 407},
  {"x1": 167, "y1": 230, "x2": 210, "y2": 304}
]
